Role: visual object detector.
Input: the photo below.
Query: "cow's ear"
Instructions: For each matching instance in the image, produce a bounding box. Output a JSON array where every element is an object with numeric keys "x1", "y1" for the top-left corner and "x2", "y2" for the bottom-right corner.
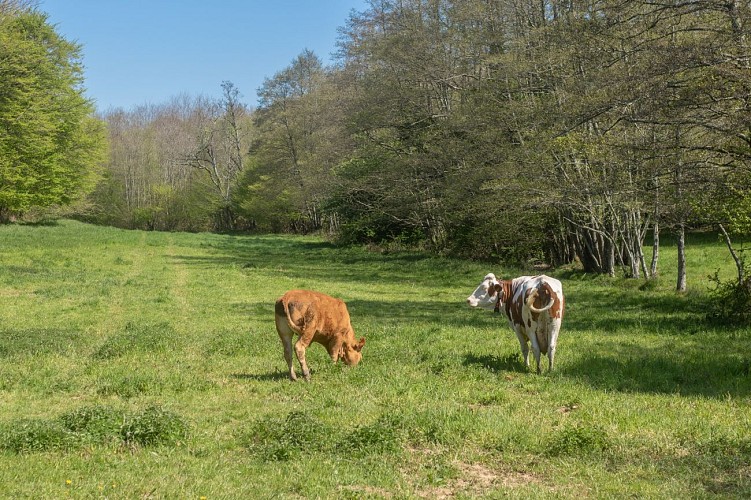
[
  {"x1": 354, "y1": 338, "x2": 365, "y2": 351},
  {"x1": 490, "y1": 283, "x2": 502, "y2": 297}
]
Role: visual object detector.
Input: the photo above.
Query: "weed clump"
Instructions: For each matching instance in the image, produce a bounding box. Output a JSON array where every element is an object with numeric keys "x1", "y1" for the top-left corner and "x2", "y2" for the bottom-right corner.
[
  {"x1": 0, "y1": 419, "x2": 74, "y2": 453},
  {"x1": 0, "y1": 404, "x2": 189, "y2": 453},
  {"x1": 92, "y1": 321, "x2": 177, "y2": 360},
  {"x1": 59, "y1": 404, "x2": 124, "y2": 443},
  {"x1": 243, "y1": 411, "x2": 332, "y2": 461},
  {"x1": 120, "y1": 405, "x2": 189, "y2": 447},
  {"x1": 548, "y1": 423, "x2": 609, "y2": 457},
  {"x1": 340, "y1": 414, "x2": 406, "y2": 455}
]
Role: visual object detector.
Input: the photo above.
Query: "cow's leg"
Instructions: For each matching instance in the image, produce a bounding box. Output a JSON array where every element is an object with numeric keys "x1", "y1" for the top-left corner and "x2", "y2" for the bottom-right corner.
[
  {"x1": 514, "y1": 330, "x2": 530, "y2": 369},
  {"x1": 275, "y1": 315, "x2": 297, "y2": 381},
  {"x1": 294, "y1": 328, "x2": 316, "y2": 382},
  {"x1": 547, "y1": 320, "x2": 561, "y2": 372},
  {"x1": 528, "y1": 333, "x2": 542, "y2": 374}
]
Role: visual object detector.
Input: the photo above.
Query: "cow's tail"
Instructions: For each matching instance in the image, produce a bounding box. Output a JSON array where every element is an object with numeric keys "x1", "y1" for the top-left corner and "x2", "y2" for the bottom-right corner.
[
  {"x1": 275, "y1": 297, "x2": 302, "y2": 335},
  {"x1": 526, "y1": 288, "x2": 555, "y2": 313}
]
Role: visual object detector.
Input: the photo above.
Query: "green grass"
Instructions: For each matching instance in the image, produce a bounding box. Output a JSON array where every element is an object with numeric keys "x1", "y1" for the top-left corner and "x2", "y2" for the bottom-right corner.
[{"x1": 0, "y1": 220, "x2": 749, "y2": 498}]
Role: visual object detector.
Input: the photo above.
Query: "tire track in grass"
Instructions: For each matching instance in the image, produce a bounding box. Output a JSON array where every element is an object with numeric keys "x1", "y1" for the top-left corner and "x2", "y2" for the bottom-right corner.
[
  {"x1": 166, "y1": 235, "x2": 192, "y2": 326},
  {"x1": 94, "y1": 231, "x2": 148, "y2": 339}
]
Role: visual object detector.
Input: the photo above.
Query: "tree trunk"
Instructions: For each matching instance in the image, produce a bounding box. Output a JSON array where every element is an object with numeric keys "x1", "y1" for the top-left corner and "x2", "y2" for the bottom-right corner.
[
  {"x1": 650, "y1": 220, "x2": 659, "y2": 277},
  {"x1": 676, "y1": 223, "x2": 687, "y2": 292},
  {"x1": 719, "y1": 223, "x2": 745, "y2": 287}
]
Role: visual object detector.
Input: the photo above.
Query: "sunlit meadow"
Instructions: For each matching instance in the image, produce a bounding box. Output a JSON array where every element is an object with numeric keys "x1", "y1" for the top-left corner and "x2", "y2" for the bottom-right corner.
[{"x1": 0, "y1": 220, "x2": 749, "y2": 497}]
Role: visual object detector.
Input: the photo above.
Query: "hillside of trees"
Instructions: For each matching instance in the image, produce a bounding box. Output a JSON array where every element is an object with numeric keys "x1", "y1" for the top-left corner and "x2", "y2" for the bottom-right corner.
[{"x1": 2, "y1": 1, "x2": 750, "y2": 297}]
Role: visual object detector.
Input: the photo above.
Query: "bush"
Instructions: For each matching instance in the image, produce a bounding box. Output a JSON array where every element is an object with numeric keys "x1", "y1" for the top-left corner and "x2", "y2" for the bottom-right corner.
[{"x1": 707, "y1": 268, "x2": 751, "y2": 325}]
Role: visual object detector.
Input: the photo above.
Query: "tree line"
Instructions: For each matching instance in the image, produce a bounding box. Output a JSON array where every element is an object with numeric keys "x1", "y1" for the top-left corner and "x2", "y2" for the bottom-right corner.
[{"x1": 2, "y1": 1, "x2": 750, "y2": 299}]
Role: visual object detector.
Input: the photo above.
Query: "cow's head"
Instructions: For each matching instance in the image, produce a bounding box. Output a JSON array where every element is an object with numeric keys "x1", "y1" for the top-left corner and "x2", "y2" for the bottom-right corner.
[
  {"x1": 340, "y1": 337, "x2": 366, "y2": 366},
  {"x1": 466, "y1": 273, "x2": 502, "y2": 311}
]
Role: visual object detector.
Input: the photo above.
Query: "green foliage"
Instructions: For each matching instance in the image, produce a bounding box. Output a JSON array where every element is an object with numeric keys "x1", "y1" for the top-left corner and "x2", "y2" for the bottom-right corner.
[
  {"x1": 0, "y1": 7, "x2": 106, "y2": 218},
  {"x1": 0, "y1": 327, "x2": 82, "y2": 358},
  {"x1": 240, "y1": 50, "x2": 337, "y2": 233},
  {"x1": 548, "y1": 423, "x2": 610, "y2": 457},
  {"x1": 59, "y1": 405, "x2": 124, "y2": 442},
  {"x1": 0, "y1": 419, "x2": 75, "y2": 453},
  {"x1": 0, "y1": 403, "x2": 187, "y2": 453},
  {"x1": 120, "y1": 405, "x2": 189, "y2": 447},
  {"x1": 340, "y1": 414, "x2": 406, "y2": 455},
  {"x1": 708, "y1": 268, "x2": 751, "y2": 325},
  {"x1": 242, "y1": 411, "x2": 333, "y2": 461}
]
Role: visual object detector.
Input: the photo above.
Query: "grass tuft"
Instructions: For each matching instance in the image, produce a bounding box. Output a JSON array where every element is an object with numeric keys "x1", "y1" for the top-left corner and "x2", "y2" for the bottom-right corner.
[
  {"x1": 548, "y1": 422, "x2": 610, "y2": 457},
  {"x1": 59, "y1": 404, "x2": 124, "y2": 441},
  {"x1": 92, "y1": 321, "x2": 178, "y2": 360},
  {"x1": 0, "y1": 419, "x2": 75, "y2": 453},
  {"x1": 242, "y1": 410, "x2": 332, "y2": 461},
  {"x1": 120, "y1": 405, "x2": 189, "y2": 447},
  {"x1": 341, "y1": 414, "x2": 406, "y2": 455}
]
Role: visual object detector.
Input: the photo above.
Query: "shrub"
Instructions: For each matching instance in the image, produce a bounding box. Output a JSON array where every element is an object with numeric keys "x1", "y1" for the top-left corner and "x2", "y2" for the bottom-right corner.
[{"x1": 707, "y1": 268, "x2": 751, "y2": 325}]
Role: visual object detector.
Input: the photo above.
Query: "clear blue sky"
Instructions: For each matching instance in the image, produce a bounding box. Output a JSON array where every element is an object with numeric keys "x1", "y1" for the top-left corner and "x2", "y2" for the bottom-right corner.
[{"x1": 40, "y1": 0, "x2": 368, "y2": 111}]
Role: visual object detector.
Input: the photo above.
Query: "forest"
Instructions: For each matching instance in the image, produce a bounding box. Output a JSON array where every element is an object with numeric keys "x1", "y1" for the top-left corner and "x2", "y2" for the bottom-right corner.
[{"x1": 2, "y1": 1, "x2": 750, "y2": 294}]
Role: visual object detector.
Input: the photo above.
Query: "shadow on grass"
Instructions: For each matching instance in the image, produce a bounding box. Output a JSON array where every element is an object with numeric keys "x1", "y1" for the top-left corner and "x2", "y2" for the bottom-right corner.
[
  {"x1": 17, "y1": 219, "x2": 60, "y2": 227},
  {"x1": 345, "y1": 299, "x2": 472, "y2": 327},
  {"x1": 462, "y1": 353, "x2": 527, "y2": 374},
  {"x1": 168, "y1": 232, "x2": 448, "y2": 290},
  {"x1": 563, "y1": 347, "x2": 751, "y2": 398},
  {"x1": 232, "y1": 371, "x2": 289, "y2": 382}
]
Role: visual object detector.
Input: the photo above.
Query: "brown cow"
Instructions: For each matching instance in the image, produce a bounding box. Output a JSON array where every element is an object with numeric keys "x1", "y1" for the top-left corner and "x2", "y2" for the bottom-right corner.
[{"x1": 274, "y1": 289, "x2": 365, "y2": 381}]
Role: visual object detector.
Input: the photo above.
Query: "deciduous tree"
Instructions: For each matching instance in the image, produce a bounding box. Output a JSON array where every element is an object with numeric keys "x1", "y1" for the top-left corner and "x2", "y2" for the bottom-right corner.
[{"x1": 0, "y1": 4, "x2": 106, "y2": 221}]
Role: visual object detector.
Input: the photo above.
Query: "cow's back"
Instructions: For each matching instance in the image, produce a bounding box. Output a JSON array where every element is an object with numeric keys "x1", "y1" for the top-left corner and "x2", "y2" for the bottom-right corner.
[
  {"x1": 507, "y1": 276, "x2": 564, "y2": 355},
  {"x1": 276, "y1": 289, "x2": 351, "y2": 337}
]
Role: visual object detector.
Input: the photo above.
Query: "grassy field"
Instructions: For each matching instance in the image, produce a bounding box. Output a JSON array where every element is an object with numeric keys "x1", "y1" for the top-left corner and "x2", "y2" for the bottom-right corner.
[{"x1": 0, "y1": 220, "x2": 749, "y2": 498}]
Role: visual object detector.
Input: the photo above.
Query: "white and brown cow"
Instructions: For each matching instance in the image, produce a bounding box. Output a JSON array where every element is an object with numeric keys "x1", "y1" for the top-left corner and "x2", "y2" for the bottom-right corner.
[
  {"x1": 275, "y1": 289, "x2": 366, "y2": 381},
  {"x1": 467, "y1": 273, "x2": 564, "y2": 373}
]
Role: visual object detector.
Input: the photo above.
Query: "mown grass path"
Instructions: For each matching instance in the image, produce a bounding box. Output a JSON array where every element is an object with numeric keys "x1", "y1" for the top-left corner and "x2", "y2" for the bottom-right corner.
[{"x1": 0, "y1": 220, "x2": 749, "y2": 497}]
